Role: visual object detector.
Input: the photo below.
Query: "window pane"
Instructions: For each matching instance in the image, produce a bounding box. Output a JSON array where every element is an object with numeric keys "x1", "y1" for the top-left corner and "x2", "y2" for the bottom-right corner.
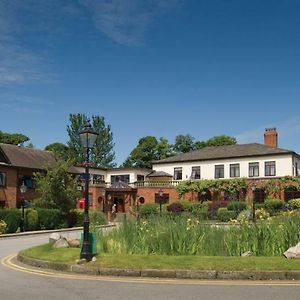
[
  {"x1": 265, "y1": 161, "x2": 276, "y2": 176},
  {"x1": 230, "y1": 164, "x2": 240, "y2": 178},
  {"x1": 174, "y1": 168, "x2": 182, "y2": 180},
  {"x1": 249, "y1": 162, "x2": 259, "y2": 177},
  {"x1": 191, "y1": 166, "x2": 201, "y2": 179},
  {"x1": 215, "y1": 165, "x2": 224, "y2": 179}
]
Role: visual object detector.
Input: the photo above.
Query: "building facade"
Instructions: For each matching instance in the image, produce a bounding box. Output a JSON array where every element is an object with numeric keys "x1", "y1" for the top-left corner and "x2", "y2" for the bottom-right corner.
[{"x1": 1, "y1": 128, "x2": 300, "y2": 215}]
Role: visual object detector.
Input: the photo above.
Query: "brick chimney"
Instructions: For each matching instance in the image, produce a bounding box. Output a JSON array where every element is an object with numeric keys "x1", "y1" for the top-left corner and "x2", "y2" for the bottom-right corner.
[{"x1": 264, "y1": 128, "x2": 278, "y2": 148}]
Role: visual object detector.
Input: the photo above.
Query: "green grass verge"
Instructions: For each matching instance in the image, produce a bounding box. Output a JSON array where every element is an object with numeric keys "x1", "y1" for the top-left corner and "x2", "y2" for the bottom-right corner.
[{"x1": 20, "y1": 244, "x2": 300, "y2": 271}]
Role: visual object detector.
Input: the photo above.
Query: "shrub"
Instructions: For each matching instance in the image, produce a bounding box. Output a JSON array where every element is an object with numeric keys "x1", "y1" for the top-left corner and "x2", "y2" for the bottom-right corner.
[
  {"x1": 190, "y1": 203, "x2": 208, "y2": 219},
  {"x1": 0, "y1": 209, "x2": 21, "y2": 233},
  {"x1": 254, "y1": 203, "x2": 265, "y2": 210},
  {"x1": 139, "y1": 204, "x2": 159, "y2": 218},
  {"x1": 208, "y1": 200, "x2": 229, "y2": 219},
  {"x1": 288, "y1": 198, "x2": 300, "y2": 210},
  {"x1": 67, "y1": 210, "x2": 79, "y2": 227},
  {"x1": 0, "y1": 220, "x2": 7, "y2": 234},
  {"x1": 90, "y1": 211, "x2": 107, "y2": 227},
  {"x1": 25, "y1": 209, "x2": 39, "y2": 231},
  {"x1": 175, "y1": 201, "x2": 194, "y2": 212},
  {"x1": 167, "y1": 203, "x2": 184, "y2": 215},
  {"x1": 36, "y1": 209, "x2": 63, "y2": 230},
  {"x1": 237, "y1": 209, "x2": 251, "y2": 222},
  {"x1": 264, "y1": 199, "x2": 284, "y2": 214},
  {"x1": 73, "y1": 209, "x2": 84, "y2": 226},
  {"x1": 227, "y1": 201, "x2": 247, "y2": 213},
  {"x1": 217, "y1": 207, "x2": 236, "y2": 222},
  {"x1": 255, "y1": 208, "x2": 270, "y2": 220}
]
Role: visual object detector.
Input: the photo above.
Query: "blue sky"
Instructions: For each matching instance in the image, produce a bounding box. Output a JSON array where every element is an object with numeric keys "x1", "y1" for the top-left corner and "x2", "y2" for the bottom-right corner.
[{"x1": 1, "y1": 0, "x2": 300, "y2": 165}]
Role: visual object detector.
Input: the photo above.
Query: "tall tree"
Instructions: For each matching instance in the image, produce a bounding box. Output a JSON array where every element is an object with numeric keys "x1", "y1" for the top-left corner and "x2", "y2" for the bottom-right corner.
[
  {"x1": 173, "y1": 134, "x2": 195, "y2": 153},
  {"x1": 0, "y1": 130, "x2": 29, "y2": 145},
  {"x1": 33, "y1": 161, "x2": 79, "y2": 215},
  {"x1": 156, "y1": 137, "x2": 174, "y2": 159},
  {"x1": 123, "y1": 136, "x2": 159, "y2": 169},
  {"x1": 45, "y1": 142, "x2": 70, "y2": 161},
  {"x1": 67, "y1": 113, "x2": 116, "y2": 168}
]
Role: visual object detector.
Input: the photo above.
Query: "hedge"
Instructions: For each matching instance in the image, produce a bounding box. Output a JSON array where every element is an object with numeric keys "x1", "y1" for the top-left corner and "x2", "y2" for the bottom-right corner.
[{"x1": 0, "y1": 209, "x2": 21, "y2": 233}]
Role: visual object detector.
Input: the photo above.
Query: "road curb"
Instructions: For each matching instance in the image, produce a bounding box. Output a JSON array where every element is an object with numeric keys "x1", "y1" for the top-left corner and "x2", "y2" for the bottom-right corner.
[{"x1": 16, "y1": 253, "x2": 300, "y2": 281}]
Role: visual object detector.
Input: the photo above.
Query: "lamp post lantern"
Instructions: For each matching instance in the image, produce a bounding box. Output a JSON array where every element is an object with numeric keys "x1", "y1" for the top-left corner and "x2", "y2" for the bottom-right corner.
[
  {"x1": 79, "y1": 120, "x2": 98, "y2": 261},
  {"x1": 251, "y1": 183, "x2": 256, "y2": 223},
  {"x1": 19, "y1": 181, "x2": 27, "y2": 232},
  {"x1": 158, "y1": 189, "x2": 164, "y2": 216}
]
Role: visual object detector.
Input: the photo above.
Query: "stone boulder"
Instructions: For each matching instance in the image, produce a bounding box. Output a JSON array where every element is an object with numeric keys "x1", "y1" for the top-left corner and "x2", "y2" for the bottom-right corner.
[
  {"x1": 241, "y1": 251, "x2": 253, "y2": 257},
  {"x1": 53, "y1": 238, "x2": 69, "y2": 249},
  {"x1": 68, "y1": 239, "x2": 80, "y2": 248},
  {"x1": 283, "y1": 242, "x2": 300, "y2": 259},
  {"x1": 49, "y1": 233, "x2": 61, "y2": 244}
]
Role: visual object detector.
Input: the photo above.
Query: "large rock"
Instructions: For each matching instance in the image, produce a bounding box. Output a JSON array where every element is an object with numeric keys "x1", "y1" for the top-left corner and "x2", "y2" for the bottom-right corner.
[
  {"x1": 53, "y1": 238, "x2": 69, "y2": 249},
  {"x1": 284, "y1": 242, "x2": 300, "y2": 259},
  {"x1": 241, "y1": 251, "x2": 253, "y2": 257},
  {"x1": 68, "y1": 239, "x2": 80, "y2": 248},
  {"x1": 49, "y1": 233, "x2": 61, "y2": 244}
]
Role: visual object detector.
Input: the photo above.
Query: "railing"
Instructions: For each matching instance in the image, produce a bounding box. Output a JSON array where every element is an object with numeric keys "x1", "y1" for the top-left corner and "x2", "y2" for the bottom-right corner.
[
  {"x1": 88, "y1": 180, "x2": 181, "y2": 189},
  {"x1": 134, "y1": 180, "x2": 181, "y2": 188}
]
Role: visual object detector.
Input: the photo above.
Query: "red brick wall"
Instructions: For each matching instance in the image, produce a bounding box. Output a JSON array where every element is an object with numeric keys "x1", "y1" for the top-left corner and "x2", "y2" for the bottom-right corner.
[
  {"x1": 136, "y1": 187, "x2": 197, "y2": 205},
  {"x1": 0, "y1": 166, "x2": 18, "y2": 208}
]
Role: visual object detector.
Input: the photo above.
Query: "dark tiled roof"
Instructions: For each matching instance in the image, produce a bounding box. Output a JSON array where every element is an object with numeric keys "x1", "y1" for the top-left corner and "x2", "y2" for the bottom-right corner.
[
  {"x1": 147, "y1": 171, "x2": 173, "y2": 177},
  {"x1": 0, "y1": 143, "x2": 57, "y2": 170},
  {"x1": 154, "y1": 143, "x2": 295, "y2": 164}
]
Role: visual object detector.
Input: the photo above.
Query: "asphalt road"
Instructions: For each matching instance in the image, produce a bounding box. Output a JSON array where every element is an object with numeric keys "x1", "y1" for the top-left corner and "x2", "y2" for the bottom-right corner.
[{"x1": 1, "y1": 232, "x2": 300, "y2": 300}]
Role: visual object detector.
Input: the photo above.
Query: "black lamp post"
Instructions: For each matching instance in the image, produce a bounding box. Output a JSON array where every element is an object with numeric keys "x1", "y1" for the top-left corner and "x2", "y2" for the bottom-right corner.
[
  {"x1": 251, "y1": 183, "x2": 256, "y2": 223},
  {"x1": 158, "y1": 189, "x2": 163, "y2": 216},
  {"x1": 79, "y1": 120, "x2": 98, "y2": 261},
  {"x1": 20, "y1": 181, "x2": 27, "y2": 232}
]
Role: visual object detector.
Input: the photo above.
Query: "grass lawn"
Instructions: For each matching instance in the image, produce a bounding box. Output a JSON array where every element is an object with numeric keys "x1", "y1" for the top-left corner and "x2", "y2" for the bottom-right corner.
[{"x1": 20, "y1": 244, "x2": 300, "y2": 271}]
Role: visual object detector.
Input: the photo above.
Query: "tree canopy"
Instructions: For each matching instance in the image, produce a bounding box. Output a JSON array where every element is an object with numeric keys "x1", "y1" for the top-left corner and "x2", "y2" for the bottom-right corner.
[
  {"x1": 44, "y1": 142, "x2": 70, "y2": 161},
  {"x1": 122, "y1": 134, "x2": 237, "y2": 168},
  {"x1": 67, "y1": 113, "x2": 116, "y2": 168},
  {"x1": 0, "y1": 130, "x2": 30, "y2": 145},
  {"x1": 33, "y1": 160, "x2": 80, "y2": 215}
]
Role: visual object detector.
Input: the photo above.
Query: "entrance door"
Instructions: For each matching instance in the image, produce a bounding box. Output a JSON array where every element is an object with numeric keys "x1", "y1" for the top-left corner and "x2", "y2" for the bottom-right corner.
[{"x1": 113, "y1": 197, "x2": 125, "y2": 213}]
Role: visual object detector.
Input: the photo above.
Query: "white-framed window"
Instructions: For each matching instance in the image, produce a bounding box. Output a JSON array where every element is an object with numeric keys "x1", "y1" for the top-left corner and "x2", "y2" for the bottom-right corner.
[
  {"x1": 215, "y1": 165, "x2": 224, "y2": 179},
  {"x1": 230, "y1": 164, "x2": 240, "y2": 178},
  {"x1": 191, "y1": 166, "x2": 201, "y2": 180},
  {"x1": 249, "y1": 162, "x2": 259, "y2": 177},
  {"x1": 265, "y1": 161, "x2": 276, "y2": 176},
  {"x1": 173, "y1": 167, "x2": 182, "y2": 180}
]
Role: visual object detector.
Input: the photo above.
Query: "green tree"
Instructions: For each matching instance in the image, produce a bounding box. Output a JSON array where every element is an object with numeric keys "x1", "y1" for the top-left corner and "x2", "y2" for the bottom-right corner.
[
  {"x1": 123, "y1": 136, "x2": 159, "y2": 169},
  {"x1": 67, "y1": 113, "x2": 116, "y2": 168},
  {"x1": 33, "y1": 161, "x2": 79, "y2": 215},
  {"x1": 156, "y1": 137, "x2": 174, "y2": 159},
  {"x1": 173, "y1": 134, "x2": 195, "y2": 153},
  {"x1": 45, "y1": 142, "x2": 70, "y2": 160},
  {"x1": 194, "y1": 135, "x2": 237, "y2": 150},
  {"x1": 0, "y1": 130, "x2": 29, "y2": 145}
]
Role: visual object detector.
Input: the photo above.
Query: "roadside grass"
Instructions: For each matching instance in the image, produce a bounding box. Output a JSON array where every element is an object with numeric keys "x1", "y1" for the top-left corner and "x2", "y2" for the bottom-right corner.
[{"x1": 20, "y1": 244, "x2": 300, "y2": 271}]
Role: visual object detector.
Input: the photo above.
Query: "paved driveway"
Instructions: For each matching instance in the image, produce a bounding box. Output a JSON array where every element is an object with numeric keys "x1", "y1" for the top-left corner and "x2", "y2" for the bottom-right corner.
[{"x1": 1, "y1": 231, "x2": 300, "y2": 300}]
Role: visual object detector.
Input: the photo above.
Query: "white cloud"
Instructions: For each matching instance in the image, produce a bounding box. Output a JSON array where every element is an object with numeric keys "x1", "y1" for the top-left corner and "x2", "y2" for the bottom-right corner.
[
  {"x1": 80, "y1": 0, "x2": 181, "y2": 46},
  {"x1": 0, "y1": 0, "x2": 70, "y2": 86},
  {"x1": 0, "y1": 93, "x2": 53, "y2": 114},
  {"x1": 236, "y1": 117, "x2": 300, "y2": 144}
]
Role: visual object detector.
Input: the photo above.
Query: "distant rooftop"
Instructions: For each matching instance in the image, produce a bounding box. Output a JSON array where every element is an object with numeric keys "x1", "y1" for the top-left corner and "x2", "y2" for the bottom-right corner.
[
  {"x1": 0, "y1": 143, "x2": 57, "y2": 170},
  {"x1": 154, "y1": 143, "x2": 297, "y2": 164}
]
